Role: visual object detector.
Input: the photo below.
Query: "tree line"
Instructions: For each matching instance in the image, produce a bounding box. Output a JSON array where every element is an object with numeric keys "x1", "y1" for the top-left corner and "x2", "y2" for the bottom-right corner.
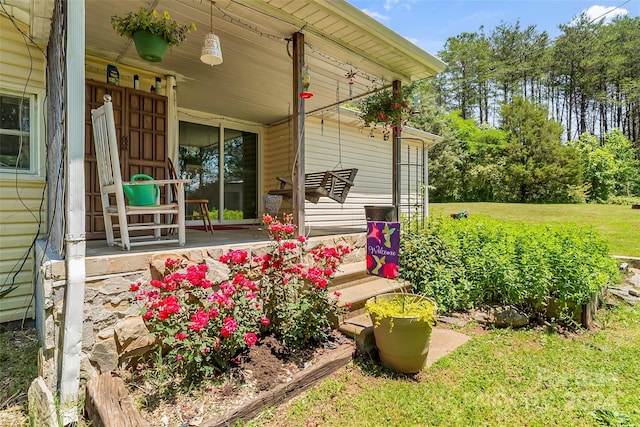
[{"x1": 408, "y1": 13, "x2": 640, "y2": 203}]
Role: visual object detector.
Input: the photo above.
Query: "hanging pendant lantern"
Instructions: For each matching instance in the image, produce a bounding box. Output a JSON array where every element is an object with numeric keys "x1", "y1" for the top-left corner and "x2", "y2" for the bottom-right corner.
[
  {"x1": 299, "y1": 65, "x2": 313, "y2": 99},
  {"x1": 201, "y1": 1, "x2": 223, "y2": 66},
  {"x1": 201, "y1": 33, "x2": 223, "y2": 65}
]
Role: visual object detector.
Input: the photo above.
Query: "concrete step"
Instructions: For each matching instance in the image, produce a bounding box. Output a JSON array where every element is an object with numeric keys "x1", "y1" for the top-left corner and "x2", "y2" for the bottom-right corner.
[
  {"x1": 330, "y1": 277, "x2": 411, "y2": 329},
  {"x1": 339, "y1": 312, "x2": 375, "y2": 352},
  {"x1": 331, "y1": 261, "x2": 368, "y2": 289},
  {"x1": 339, "y1": 313, "x2": 472, "y2": 365},
  {"x1": 336, "y1": 276, "x2": 411, "y2": 316}
]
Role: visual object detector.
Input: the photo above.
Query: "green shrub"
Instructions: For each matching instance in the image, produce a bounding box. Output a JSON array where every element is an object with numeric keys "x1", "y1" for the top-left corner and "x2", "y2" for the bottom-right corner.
[
  {"x1": 207, "y1": 209, "x2": 244, "y2": 220},
  {"x1": 400, "y1": 216, "x2": 620, "y2": 319},
  {"x1": 601, "y1": 195, "x2": 640, "y2": 206},
  {"x1": 399, "y1": 223, "x2": 475, "y2": 312}
]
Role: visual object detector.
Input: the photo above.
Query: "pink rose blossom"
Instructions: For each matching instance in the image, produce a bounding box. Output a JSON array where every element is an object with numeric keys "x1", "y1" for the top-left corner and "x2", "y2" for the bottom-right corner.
[{"x1": 244, "y1": 333, "x2": 258, "y2": 346}]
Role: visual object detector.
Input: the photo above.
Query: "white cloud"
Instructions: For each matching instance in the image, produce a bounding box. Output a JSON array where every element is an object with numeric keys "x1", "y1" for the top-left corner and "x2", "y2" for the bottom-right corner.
[
  {"x1": 583, "y1": 5, "x2": 628, "y2": 23},
  {"x1": 384, "y1": 0, "x2": 400, "y2": 11},
  {"x1": 362, "y1": 8, "x2": 389, "y2": 21},
  {"x1": 384, "y1": 0, "x2": 417, "y2": 11}
]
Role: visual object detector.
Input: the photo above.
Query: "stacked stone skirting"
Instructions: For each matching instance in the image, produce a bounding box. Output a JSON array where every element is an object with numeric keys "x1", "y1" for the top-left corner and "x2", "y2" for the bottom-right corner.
[{"x1": 34, "y1": 233, "x2": 366, "y2": 392}]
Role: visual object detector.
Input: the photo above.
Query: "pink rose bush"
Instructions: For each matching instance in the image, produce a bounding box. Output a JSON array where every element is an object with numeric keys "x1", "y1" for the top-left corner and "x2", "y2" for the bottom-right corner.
[
  {"x1": 254, "y1": 214, "x2": 352, "y2": 347},
  {"x1": 131, "y1": 258, "x2": 263, "y2": 378},
  {"x1": 131, "y1": 214, "x2": 352, "y2": 379}
]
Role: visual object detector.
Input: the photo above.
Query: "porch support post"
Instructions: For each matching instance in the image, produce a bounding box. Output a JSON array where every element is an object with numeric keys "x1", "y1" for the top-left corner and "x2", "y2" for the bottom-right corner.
[
  {"x1": 392, "y1": 80, "x2": 402, "y2": 221},
  {"x1": 59, "y1": 0, "x2": 87, "y2": 424},
  {"x1": 292, "y1": 32, "x2": 305, "y2": 234},
  {"x1": 166, "y1": 75, "x2": 179, "y2": 163}
]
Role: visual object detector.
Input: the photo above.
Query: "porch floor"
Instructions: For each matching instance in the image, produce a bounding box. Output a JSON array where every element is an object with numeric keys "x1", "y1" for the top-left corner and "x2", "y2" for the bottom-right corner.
[{"x1": 85, "y1": 225, "x2": 367, "y2": 257}]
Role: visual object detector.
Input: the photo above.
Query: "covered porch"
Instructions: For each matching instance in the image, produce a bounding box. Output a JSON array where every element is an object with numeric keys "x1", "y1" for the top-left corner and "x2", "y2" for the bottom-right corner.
[
  {"x1": 7, "y1": 0, "x2": 447, "y2": 422},
  {"x1": 83, "y1": 223, "x2": 366, "y2": 257}
]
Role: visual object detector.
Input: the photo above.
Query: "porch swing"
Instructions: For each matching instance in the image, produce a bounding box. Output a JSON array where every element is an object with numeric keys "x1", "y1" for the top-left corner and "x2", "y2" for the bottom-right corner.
[{"x1": 268, "y1": 95, "x2": 358, "y2": 204}]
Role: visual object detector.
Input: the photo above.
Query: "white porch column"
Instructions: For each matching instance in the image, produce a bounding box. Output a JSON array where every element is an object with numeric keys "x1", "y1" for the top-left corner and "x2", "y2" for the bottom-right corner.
[{"x1": 59, "y1": 0, "x2": 86, "y2": 424}]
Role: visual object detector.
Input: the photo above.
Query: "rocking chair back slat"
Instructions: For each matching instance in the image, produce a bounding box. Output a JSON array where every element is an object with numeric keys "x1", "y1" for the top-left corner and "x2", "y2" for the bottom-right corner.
[{"x1": 91, "y1": 95, "x2": 189, "y2": 250}]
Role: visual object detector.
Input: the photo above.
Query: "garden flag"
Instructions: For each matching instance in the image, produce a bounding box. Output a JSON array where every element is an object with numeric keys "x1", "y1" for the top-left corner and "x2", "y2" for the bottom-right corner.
[{"x1": 366, "y1": 221, "x2": 400, "y2": 279}]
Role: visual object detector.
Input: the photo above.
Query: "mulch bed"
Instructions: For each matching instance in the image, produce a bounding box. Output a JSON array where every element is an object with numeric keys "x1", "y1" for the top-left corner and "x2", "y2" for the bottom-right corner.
[{"x1": 107, "y1": 333, "x2": 354, "y2": 427}]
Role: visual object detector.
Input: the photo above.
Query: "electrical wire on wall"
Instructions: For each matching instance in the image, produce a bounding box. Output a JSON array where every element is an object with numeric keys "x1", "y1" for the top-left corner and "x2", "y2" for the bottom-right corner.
[{"x1": 0, "y1": 4, "x2": 55, "y2": 327}]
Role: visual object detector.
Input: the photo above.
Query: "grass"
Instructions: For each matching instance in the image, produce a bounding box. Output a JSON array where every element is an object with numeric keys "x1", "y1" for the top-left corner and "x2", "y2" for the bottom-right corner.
[
  {"x1": 0, "y1": 328, "x2": 38, "y2": 424},
  {"x1": 250, "y1": 304, "x2": 640, "y2": 427},
  {"x1": 0, "y1": 203, "x2": 637, "y2": 425},
  {"x1": 430, "y1": 202, "x2": 640, "y2": 257}
]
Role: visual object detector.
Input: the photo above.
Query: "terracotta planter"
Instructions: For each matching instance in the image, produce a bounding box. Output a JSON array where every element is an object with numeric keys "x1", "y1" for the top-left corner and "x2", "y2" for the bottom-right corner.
[
  {"x1": 367, "y1": 293, "x2": 436, "y2": 373},
  {"x1": 133, "y1": 31, "x2": 168, "y2": 62}
]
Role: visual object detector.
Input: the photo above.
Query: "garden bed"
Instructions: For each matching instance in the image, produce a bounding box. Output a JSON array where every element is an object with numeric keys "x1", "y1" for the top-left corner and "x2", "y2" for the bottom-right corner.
[{"x1": 108, "y1": 334, "x2": 354, "y2": 427}]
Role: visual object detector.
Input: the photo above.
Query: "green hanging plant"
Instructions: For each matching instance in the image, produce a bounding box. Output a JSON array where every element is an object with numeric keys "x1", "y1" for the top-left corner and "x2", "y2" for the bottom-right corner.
[
  {"x1": 111, "y1": 8, "x2": 196, "y2": 48},
  {"x1": 358, "y1": 87, "x2": 413, "y2": 140}
]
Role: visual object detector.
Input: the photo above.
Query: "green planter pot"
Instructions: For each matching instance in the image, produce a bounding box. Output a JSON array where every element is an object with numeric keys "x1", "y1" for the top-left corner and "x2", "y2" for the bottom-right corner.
[
  {"x1": 133, "y1": 31, "x2": 168, "y2": 62},
  {"x1": 367, "y1": 293, "x2": 436, "y2": 373}
]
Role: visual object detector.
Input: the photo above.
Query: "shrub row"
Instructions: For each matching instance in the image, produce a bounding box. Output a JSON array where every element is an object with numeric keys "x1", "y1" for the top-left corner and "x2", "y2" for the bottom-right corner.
[{"x1": 399, "y1": 216, "x2": 620, "y2": 316}]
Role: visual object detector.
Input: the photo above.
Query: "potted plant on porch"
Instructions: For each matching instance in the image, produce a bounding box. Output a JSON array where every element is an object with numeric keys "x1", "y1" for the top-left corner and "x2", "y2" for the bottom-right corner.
[
  {"x1": 365, "y1": 292, "x2": 437, "y2": 373},
  {"x1": 111, "y1": 8, "x2": 196, "y2": 62}
]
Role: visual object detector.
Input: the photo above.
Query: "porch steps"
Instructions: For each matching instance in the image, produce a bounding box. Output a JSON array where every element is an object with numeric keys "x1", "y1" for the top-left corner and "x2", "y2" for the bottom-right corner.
[
  {"x1": 332, "y1": 262, "x2": 473, "y2": 365},
  {"x1": 331, "y1": 261, "x2": 410, "y2": 352}
]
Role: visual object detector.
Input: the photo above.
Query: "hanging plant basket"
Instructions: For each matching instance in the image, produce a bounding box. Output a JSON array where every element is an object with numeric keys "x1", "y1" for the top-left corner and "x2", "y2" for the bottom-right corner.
[
  {"x1": 133, "y1": 31, "x2": 168, "y2": 62},
  {"x1": 112, "y1": 9, "x2": 196, "y2": 62},
  {"x1": 358, "y1": 87, "x2": 412, "y2": 139}
]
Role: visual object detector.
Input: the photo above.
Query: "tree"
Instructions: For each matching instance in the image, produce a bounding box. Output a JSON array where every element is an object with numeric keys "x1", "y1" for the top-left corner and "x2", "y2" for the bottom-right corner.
[
  {"x1": 501, "y1": 97, "x2": 582, "y2": 202},
  {"x1": 490, "y1": 21, "x2": 549, "y2": 105},
  {"x1": 437, "y1": 30, "x2": 492, "y2": 122},
  {"x1": 572, "y1": 130, "x2": 640, "y2": 200}
]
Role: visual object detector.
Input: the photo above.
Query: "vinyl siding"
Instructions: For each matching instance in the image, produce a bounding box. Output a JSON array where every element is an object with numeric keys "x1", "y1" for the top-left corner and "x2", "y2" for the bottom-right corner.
[
  {"x1": 0, "y1": 14, "x2": 47, "y2": 323},
  {"x1": 0, "y1": 180, "x2": 45, "y2": 323},
  {"x1": 304, "y1": 114, "x2": 392, "y2": 227},
  {"x1": 263, "y1": 119, "x2": 294, "y2": 210},
  {"x1": 263, "y1": 112, "x2": 431, "y2": 228}
]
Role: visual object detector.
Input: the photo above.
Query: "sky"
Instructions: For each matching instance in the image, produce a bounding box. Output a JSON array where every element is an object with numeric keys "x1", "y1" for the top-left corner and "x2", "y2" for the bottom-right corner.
[{"x1": 346, "y1": 0, "x2": 640, "y2": 59}]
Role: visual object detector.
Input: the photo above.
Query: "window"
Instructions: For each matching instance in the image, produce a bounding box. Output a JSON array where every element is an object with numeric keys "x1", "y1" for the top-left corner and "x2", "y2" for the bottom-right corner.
[
  {"x1": 0, "y1": 93, "x2": 32, "y2": 172},
  {"x1": 178, "y1": 121, "x2": 258, "y2": 222}
]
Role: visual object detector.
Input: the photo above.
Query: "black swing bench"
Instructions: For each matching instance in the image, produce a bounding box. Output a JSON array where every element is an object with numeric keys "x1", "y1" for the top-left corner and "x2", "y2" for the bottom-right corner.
[{"x1": 268, "y1": 168, "x2": 358, "y2": 204}]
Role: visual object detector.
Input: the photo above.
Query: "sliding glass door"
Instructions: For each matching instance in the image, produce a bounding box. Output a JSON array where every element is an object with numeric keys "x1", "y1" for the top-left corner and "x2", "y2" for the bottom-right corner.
[{"x1": 178, "y1": 121, "x2": 258, "y2": 223}]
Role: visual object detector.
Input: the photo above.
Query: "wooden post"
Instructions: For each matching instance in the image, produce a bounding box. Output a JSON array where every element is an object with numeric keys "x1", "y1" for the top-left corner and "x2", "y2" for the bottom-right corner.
[
  {"x1": 292, "y1": 32, "x2": 305, "y2": 234},
  {"x1": 392, "y1": 80, "x2": 402, "y2": 222},
  {"x1": 85, "y1": 374, "x2": 150, "y2": 427}
]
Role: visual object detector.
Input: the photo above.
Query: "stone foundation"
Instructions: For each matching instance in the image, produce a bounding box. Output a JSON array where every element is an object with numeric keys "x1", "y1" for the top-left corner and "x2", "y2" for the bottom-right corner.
[{"x1": 34, "y1": 233, "x2": 365, "y2": 392}]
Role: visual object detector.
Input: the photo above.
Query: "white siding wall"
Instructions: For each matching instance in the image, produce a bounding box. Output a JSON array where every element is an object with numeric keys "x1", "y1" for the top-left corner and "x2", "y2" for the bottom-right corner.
[
  {"x1": 0, "y1": 15, "x2": 47, "y2": 323},
  {"x1": 304, "y1": 114, "x2": 392, "y2": 227},
  {"x1": 263, "y1": 112, "x2": 430, "y2": 229}
]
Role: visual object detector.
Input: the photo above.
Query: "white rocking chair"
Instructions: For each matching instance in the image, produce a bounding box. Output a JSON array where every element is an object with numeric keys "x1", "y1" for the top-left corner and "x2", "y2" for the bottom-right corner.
[{"x1": 91, "y1": 95, "x2": 190, "y2": 250}]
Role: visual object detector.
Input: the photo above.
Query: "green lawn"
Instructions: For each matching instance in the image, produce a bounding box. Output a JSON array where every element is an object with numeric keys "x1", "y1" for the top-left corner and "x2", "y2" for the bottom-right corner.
[
  {"x1": 252, "y1": 304, "x2": 640, "y2": 427},
  {"x1": 430, "y1": 202, "x2": 640, "y2": 257},
  {"x1": 246, "y1": 202, "x2": 640, "y2": 427}
]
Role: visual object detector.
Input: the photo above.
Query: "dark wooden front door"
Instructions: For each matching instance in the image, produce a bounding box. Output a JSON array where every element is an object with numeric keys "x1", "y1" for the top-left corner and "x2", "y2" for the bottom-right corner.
[{"x1": 85, "y1": 80, "x2": 169, "y2": 239}]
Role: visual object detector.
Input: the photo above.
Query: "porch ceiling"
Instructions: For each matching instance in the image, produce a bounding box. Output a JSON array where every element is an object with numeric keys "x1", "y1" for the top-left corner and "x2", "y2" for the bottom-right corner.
[{"x1": 81, "y1": 0, "x2": 445, "y2": 125}]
